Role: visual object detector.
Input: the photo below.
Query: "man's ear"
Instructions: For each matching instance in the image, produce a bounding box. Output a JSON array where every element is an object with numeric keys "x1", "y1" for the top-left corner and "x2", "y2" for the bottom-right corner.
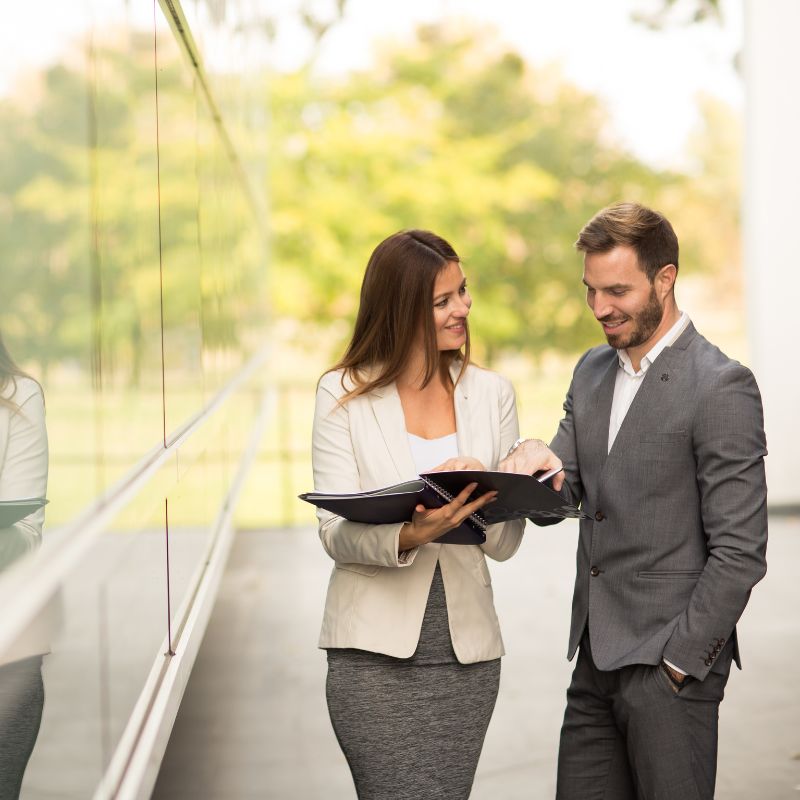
[{"x1": 655, "y1": 264, "x2": 677, "y2": 298}]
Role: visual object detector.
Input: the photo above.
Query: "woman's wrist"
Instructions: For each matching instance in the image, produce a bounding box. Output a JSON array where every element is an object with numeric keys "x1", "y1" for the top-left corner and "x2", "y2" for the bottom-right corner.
[{"x1": 398, "y1": 522, "x2": 420, "y2": 554}]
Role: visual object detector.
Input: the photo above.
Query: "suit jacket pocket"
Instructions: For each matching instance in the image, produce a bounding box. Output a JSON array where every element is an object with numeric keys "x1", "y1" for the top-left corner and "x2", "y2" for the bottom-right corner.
[
  {"x1": 638, "y1": 569, "x2": 703, "y2": 580},
  {"x1": 638, "y1": 430, "x2": 689, "y2": 463},
  {"x1": 335, "y1": 562, "x2": 381, "y2": 577}
]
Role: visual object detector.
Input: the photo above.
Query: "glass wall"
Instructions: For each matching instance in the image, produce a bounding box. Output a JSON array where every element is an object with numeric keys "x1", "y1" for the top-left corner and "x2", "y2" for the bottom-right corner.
[{"x1": 0, "y1": 1, "x2": 268, "y2": 796}]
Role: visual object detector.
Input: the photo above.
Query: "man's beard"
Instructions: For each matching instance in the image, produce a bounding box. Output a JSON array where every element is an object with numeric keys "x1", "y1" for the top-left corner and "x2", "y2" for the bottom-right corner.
[{"x1": 601, "y1": 287, "x2": 664, "y2": 351}]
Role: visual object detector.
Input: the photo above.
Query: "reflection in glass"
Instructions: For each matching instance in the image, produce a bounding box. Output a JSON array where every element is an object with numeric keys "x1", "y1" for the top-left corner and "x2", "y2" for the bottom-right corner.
[
  {"x1": 0, "y1": 1, "x2": 268, "y2": 794},
  {"x1": 0, "y1": 331, "x2": 48, "y2": 799}
]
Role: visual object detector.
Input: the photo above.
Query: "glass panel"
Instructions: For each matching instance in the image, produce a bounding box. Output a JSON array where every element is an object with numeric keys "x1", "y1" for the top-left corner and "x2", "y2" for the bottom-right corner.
[
  {"x1": 93, "y1": 11, "x2": 165, "y2": 484},
  {"x1": 153, "y1": 9, "x2": 206, "y2": 441},
  {"x1": 0, "y1": 12, "x2": 98, "y2": 525},
  {"x1": 21, "y1": 478, "x2": 170, "y2": 796},
  {"x1": 0, "y1": 1, "x2": 269, "y2": 796}
]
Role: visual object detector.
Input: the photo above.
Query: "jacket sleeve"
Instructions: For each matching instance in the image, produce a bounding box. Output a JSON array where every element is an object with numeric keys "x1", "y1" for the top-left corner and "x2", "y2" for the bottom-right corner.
[
  {"x1": 481, "y1": 374, "x2": 525, "y2": 562},
  {"x1": 312, "y1": 375, "x2": 418, "y2": 568},
  {"x1": 662, "y1": 364, "x2": 768, "y2": 679},
  {"x1": 530, "y1": 353, "x2": 589, "y2": 526}
]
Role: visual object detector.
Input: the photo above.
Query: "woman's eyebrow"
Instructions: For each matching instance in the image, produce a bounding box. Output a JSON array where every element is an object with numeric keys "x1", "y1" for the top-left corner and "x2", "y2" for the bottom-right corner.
[{"x1": 434, "y1": 279, "x2": 466, "y2": 301}]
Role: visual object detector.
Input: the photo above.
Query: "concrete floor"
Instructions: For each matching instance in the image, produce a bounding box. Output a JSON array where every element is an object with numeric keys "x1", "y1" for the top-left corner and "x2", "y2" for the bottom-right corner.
[{"x1": 154, "y1": 518, "x2": 800, "y2": 799}]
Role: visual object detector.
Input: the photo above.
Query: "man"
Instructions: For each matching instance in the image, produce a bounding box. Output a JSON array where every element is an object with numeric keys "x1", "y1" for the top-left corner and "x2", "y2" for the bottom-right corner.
[{"x1": 501, "y1": 202, "x2": 768, "y2": 799}]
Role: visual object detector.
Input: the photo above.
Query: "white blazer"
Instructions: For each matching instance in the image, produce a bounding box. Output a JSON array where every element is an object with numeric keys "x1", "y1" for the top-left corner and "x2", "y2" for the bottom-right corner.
[{"x1": 312, "y1": 362, "x2": 525, "y2": 664}]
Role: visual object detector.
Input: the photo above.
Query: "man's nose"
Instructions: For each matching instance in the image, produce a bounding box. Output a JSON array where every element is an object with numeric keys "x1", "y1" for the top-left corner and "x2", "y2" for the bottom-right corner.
[{"x1": 592, "y1": 296, "x2": 612, "y2": 320}]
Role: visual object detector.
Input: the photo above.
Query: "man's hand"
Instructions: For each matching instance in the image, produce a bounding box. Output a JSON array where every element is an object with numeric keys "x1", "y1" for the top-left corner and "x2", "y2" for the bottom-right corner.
[
  {"x1": 661, "y1": 661, "x2": 687, "y2": 685},
  {"x1": 498, "y1": 439, "x2": 564, "y2": 491}
]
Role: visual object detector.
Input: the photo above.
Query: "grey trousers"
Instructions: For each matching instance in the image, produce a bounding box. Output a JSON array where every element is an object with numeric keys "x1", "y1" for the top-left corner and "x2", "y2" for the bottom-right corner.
[{"x1": 556, "y1": 635, "x2": 729, "y2": 800}]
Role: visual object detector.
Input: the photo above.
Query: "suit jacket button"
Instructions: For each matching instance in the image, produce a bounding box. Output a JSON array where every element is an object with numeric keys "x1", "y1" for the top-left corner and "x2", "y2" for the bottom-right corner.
[
  {"x1": 705, "y1": 658, "x2": 713, "y2": 666},
  {"x1": 594, "y1": 511, "x2": 605, "y2": 522},
  {"x1": 590, "y1": 566, "x2": 600, "y2": 577}
]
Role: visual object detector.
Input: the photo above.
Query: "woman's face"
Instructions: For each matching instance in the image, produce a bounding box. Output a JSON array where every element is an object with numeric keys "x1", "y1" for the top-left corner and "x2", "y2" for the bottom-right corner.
[{"x1": 432, "y1": 260, "x2": 471, "y2": 351}]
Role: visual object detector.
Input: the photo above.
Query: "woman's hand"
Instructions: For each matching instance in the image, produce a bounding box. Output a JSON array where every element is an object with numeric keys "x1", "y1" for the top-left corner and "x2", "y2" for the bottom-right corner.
[
  {"x1": 398, "y1": 482, "x2": 497, "y2": 552},
  {"x1": 427, "y1": 456, "x2": 486, "y2": 473}
]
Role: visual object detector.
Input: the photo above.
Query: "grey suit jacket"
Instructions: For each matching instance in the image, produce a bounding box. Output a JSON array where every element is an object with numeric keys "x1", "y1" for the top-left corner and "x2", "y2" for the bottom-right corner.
[{"x1": 549, "y1": 323, "x2": 768, "y2": 681}]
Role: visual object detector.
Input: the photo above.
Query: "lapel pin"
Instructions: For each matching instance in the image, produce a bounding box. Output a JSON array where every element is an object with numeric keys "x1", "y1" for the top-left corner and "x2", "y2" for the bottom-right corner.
[{"x1": 660, "y1": 373, "x2": 669, "y2": 382}]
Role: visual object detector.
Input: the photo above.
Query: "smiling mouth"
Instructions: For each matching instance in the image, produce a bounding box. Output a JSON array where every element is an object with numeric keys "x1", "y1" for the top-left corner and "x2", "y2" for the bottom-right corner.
[{"x1": 601, "y1": 318, "x2": 628, "y2": 331}]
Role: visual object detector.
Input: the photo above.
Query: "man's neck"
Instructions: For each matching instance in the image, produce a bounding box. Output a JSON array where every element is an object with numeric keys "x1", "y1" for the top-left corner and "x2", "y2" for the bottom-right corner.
[{"x1": 626, "y1": 307, "x2": 682, "y2": 373}]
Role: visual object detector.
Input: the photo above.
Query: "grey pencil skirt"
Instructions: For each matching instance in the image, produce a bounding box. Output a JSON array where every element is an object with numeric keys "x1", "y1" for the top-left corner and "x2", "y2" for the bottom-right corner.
[{"x1": 326, "y1": 564, "x2": 501, "y2": 800}]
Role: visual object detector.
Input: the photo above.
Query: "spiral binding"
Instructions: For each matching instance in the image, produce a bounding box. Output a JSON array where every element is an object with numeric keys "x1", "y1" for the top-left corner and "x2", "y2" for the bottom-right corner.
[{"x1": 419, "y1": 476, "x2": 488, "y2": 531}]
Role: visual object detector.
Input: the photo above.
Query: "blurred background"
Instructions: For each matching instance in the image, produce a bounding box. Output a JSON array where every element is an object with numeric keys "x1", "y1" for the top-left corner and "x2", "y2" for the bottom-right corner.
[{"x1": 0, "y1": 0, "x2": 796, "y2": 798}]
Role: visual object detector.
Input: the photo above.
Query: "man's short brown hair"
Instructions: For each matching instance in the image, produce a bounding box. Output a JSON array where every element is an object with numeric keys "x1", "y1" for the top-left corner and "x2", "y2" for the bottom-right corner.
[{"x1": 575, "y1": 202, "x2": 679, "y2": 283}]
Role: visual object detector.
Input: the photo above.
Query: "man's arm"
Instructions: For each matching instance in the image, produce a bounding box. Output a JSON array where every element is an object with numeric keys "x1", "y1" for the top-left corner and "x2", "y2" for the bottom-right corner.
[
  {"x1": 662, "y1": 364, "x2": 768, "y2": 680},
  {"x1": 497, "y1": 376, "x2": 585, "y2": 526},
  {"x1": 548, "y1": 375, "x2": 584, "y2": 509}
]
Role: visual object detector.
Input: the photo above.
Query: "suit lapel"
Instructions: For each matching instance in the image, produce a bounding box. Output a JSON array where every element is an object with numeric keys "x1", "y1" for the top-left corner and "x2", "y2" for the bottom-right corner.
[
  {"x1": 587, "y1": 355, "x2": 618, "y2": 470},
  {"x1": 606, "y1": 323, "x2": 696, "y2": 458},
  {"x1": 369, "y1": 384, "x2": 418, "y2": 480},
  {"x1": 452, "y1": 364, "x2": 471, "y2": 459}
]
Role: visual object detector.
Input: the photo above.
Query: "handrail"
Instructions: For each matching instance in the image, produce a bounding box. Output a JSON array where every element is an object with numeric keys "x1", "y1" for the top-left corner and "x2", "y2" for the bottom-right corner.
[
  {"x1": 0, "y1": 344, "x2": 270, "y2": 661},
  {"x1": 93, "y1": 384, "x2": 276, "y2": 800}
]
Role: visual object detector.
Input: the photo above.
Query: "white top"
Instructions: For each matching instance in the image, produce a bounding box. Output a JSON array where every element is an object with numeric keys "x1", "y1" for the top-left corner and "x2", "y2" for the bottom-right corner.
[
  {"x1": 407, "y1": 432, "x2": 458, "y2": 474},
  {"x1": 607, "y1": 312, "x2": 691, "y2": 453}
]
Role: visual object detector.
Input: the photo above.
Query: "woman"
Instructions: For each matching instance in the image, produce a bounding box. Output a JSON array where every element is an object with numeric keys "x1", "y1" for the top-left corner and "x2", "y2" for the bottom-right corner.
[
  {"x1": 0, "y1": 331, "x2": 48, "y2": 799},
  {"x1": 312, "y1": 230, "x2": 525, "y2": 799}
]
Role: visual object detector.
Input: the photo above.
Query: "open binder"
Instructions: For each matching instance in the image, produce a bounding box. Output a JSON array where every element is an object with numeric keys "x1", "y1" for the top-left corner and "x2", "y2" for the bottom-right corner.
[{"x1": 300, "y1": 469, "x2": 587, "y2": 545}]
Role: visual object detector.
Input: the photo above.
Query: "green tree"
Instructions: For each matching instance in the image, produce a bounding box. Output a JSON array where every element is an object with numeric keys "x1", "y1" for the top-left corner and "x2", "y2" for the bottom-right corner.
[
  {"x1": 268, "y1": 23, "x2": 685, "y2": 362},
  {"x1": 0, "y1": 32, "x2": 266, "y2": 385}
]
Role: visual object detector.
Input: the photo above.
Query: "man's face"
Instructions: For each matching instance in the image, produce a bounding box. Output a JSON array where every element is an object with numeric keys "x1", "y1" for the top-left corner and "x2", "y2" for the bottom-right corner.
[{"x1": 582, "y1": 245, "x2": 664, "y2": 351}]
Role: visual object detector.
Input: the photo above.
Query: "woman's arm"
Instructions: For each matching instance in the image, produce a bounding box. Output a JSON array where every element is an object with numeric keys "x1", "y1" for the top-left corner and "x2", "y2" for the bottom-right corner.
[
  {"x1": 313, "y1": 374, "x2": 502, "y2": 564},
  {"x1": 312, "y1": 375, "x2": 418, "y2": 568}
]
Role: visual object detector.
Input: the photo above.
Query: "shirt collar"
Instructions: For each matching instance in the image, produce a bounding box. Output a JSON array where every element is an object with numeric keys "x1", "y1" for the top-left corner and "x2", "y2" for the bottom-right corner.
[{"x1": 617, "y1": 311, "x2": 690, "y2": 377}]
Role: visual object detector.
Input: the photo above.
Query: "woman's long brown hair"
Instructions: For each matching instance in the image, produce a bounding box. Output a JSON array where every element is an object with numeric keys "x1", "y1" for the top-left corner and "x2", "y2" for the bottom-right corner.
[{"x1": 330, "y1": 229, "x2": 470, "y2": 402}]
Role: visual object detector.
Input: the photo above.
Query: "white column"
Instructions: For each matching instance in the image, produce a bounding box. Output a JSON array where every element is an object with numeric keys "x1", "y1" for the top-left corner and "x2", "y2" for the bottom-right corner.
[{"x1": 743, "y1": 0, "x2": 800, "y2": 507}]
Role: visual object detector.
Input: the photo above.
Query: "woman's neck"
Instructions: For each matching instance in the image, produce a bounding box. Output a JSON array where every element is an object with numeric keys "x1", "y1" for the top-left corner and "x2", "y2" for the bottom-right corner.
[
  {"x1": 397, "y1": 358, "x2": 456, "y2": 439},
  {"x1": 396, "y1": 351, "x2": 450, "y2": 393}
]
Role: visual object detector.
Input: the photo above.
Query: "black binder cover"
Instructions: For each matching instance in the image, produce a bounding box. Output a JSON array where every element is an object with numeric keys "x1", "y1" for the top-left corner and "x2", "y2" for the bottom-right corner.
[{"x1": 0, "y1": 498, "x2": 48, "y2": 528}]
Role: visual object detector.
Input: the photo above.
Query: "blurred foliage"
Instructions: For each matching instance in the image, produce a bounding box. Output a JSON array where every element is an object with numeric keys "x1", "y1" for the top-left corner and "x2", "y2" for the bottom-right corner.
[
  {"x1": 268, "y1": 23, "x2": 741, "y2": 363},
  {"x1": 0, "y1": 30, "x2": 265, "y2": 385},
  {"x1": 0, "y1": 20, "x2": 741, "y2": 375}
]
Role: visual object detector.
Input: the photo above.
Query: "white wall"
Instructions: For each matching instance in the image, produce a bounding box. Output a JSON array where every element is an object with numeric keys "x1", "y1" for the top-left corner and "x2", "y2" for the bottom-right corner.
[{"x1": 743, "y1": 0, "x2": 800, "y2": 507}]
